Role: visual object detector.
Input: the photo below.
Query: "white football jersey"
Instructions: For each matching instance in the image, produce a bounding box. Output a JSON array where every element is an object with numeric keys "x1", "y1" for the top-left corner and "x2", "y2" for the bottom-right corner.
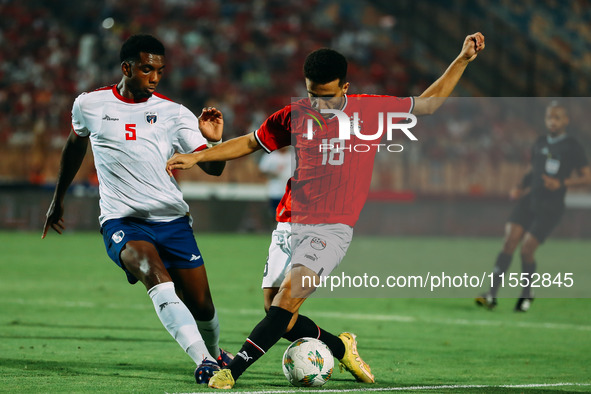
[
  {"x1": 71, "y1": 85, "x2": 207, "y2": 225},
  {"x1": 258, "y1": 148, "x2": 295, "y2": 199}
]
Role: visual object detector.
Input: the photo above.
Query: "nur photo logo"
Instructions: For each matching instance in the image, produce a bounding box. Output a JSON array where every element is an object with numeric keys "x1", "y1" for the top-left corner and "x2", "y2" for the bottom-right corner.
[{"x1": 302, "y1": 106, "x2": 418, "y2": 157}]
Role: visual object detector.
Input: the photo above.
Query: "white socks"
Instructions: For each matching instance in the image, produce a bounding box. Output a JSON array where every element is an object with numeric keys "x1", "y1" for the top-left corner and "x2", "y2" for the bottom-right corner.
[
  {"x1": 148, "y1": 282, "x2": 215, "y2": 364},
  {"x1": 197, "y1": 309, "x2": 221, "y2": 359}
]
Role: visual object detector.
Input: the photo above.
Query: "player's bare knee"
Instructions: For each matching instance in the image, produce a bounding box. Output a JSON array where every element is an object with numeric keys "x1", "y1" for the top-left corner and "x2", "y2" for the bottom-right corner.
[
  {"x1": 121, "y1": 242, "x2": 169, "y2": 287},
  {"x1": 274, "y1": 296, "x2": 303, "y2": 314},
  {"x1": 520, "y1": 244, "x2": 537, "y2": 261},
  {"x1": 502, "y1": 232, "x2": 523, "y2": 254},
  {"x1": 298, "y1": 279, "x2": 317, "y2": 296},
  {"x1": 196, "y1": 293, "x2": 215, "y2": 315},
  {"x1": 503, "y1": 224, "x2": 524, "y2": 254},
  {"x1": 263, "y1": 288, "x2": 279, "y2": 312},
  {"x1": 122, "y1": 243, "x2": 149, "y2": 270},
  {"x1": 181, "y1": 290, "x2": 215, "y2": 319},
  {"x1": 288, "y1": 265, "x2": 319, "y2": 298},
  {"x1": 502, "y1": 238, "x2": 519, "y2": 254},
  {"x1": 191, "y1": 304, "x2": 215, "y2": 321},
  {"x1": 520, "y1": 244, "x2": 536, "y2": 261},
  {"x1": 520, "y1": 235, "x2": 540, "y2": 261},
  {"x1": 272, "y1": 285, "x2": 306, "y2": 313}
]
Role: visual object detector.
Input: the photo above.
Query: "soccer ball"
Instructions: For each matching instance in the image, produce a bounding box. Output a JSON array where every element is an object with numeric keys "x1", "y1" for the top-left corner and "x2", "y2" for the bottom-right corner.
[{"x1": 282, "y1": 337, "x2": 334, "y2": 387}]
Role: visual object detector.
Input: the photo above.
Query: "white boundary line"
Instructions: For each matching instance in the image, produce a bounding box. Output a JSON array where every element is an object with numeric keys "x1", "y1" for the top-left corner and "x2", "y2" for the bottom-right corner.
[
  {"x1": 174, "y1": 382, "x2": 591, "y2": 394},
  {"x1": 4, "y1": 299, "x2": 591, "y2": 332}
]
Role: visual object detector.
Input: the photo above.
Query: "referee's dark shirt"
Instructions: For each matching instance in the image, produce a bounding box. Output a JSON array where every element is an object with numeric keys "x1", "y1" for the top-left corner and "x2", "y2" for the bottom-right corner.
[{"x1": 529, "y1": 134, "x2": 588, "y2": 210}]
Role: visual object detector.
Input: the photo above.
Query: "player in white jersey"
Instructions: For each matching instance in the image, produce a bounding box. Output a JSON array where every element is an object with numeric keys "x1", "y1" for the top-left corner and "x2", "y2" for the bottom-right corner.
[
  {"x1": 42, "y1": 34, "x2": 232, "y2": 383},
  {"x1": 258, "y1": 147, "x2": 294, "y2": 217}
]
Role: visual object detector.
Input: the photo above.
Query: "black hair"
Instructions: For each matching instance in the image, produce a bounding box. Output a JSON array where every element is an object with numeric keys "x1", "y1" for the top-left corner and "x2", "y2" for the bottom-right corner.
[
  {"x1": 303, "y1": 48, "x2": 348, "y2": 86},
  {"x1": 119, "y1": 34, "x2": 165, "y2": 63},
  {"x1": 547, "y1": 100, "x2": 567, "y2": 113}
]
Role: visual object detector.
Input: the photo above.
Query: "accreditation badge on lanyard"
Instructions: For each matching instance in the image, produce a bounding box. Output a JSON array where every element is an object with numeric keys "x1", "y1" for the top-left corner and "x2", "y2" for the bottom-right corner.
[{"x1": 545, "y1": 157, "x2": 561, "y2": 175}]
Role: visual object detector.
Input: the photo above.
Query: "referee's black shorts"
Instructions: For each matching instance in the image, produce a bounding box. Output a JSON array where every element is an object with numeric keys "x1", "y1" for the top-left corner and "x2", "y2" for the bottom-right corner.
[{"x1": 508, "y1": 193, "x2": 564, "y2": 243}]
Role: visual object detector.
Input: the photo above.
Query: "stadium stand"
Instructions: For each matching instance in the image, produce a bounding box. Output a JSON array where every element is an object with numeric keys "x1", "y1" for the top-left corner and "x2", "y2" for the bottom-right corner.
[{"x1": 1, "y1": 0, "x2": 590, "y2": 215}]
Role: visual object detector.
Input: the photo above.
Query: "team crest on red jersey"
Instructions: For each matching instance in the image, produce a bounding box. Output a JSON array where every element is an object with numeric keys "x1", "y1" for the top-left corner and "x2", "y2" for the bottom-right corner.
[{"x1": 145, "y1": 111, "x2": 158, "y2": 124}]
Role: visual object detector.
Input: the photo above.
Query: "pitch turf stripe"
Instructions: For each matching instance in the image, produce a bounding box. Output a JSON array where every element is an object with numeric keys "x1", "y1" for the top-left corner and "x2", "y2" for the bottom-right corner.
[
  {"x1": 175, "y1": 382, "x2": 591, "y2": 393},
  {"x1": 5, "y1": 299, "x2": 591, "y2": 332},
  {"x1": 228, "y1": 307, "x2": 591, "y2": 332},
  {"x1": 311, "y1": 310, "x2": 591, "y2": 332}
]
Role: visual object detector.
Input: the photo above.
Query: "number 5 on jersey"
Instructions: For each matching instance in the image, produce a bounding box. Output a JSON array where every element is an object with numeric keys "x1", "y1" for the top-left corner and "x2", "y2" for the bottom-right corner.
[{"x1": 125, "y1": 124, "x2": 137, "y2": 140}]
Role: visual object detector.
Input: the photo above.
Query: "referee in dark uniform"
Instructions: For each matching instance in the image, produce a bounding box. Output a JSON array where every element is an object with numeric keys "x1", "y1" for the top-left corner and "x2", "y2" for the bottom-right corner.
[{"x1": 477, "y1": 101, "x2": 591, "y2": 312}]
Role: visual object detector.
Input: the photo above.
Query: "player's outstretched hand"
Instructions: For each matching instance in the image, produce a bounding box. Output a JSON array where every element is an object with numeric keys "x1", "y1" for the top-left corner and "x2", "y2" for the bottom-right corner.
[
  {"x1": 199, "y1": 107, "x2": 223, "y2": 143},
  {"x1": 166, "y1": 152, "x2": 200, "y2": 177},
  {"x1": 542, "y1": 174, "x2": 562, "y2": 191},
  {"x1": 42, "y1": 200, "x2": 65, "y2": 239},
  {"x1": 460, "y1": 32, "x2": 485, "y2": 62}
]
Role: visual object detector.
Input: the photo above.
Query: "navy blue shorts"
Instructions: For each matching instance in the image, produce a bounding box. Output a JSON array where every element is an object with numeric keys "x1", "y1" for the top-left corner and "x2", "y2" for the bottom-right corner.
[{"x1": 101, "y1": 216, "x2": 204, "y2": 284}]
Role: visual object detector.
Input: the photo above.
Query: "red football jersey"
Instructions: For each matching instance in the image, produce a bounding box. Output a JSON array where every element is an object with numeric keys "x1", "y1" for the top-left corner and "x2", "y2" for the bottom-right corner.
[{"x1": 255, "y1": 94, "x2": 414, "y2": 226}]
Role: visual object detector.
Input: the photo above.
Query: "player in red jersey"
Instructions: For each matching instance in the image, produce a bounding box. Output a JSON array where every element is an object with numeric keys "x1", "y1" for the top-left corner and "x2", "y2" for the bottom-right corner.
[
  {"x1": 262, "y1": 94, "x2": 414, "y2": 227},
  {"x1": 168, "y1": 33, "x2": 485, "y2": 389}
]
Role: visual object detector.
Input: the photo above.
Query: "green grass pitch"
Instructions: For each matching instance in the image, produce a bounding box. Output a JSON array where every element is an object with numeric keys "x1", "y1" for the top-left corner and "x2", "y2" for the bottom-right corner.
[{"x1": 0, "y1": 231, "x2": 590, "y2": 393}]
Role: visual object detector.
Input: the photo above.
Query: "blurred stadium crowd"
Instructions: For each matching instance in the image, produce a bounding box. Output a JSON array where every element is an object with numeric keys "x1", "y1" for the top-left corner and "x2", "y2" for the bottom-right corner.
[
  {"x1": 1, "y1": 0, "x2": 590, "y2": 196},
  {"x1": 491, "y1": 0, "x2": 591, "y2": 71}
]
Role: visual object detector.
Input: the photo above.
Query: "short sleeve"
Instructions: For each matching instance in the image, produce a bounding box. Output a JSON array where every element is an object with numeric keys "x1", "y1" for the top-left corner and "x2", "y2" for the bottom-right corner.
[
  {"x1": 254, "y1": 107, "x2": 291, "y2": 153},
  {"x1": 387, "y1": 96, "x2": 414, "y2": 114},
  {"x1": 71, "y1": 95, "x2": 90, "y2": 137},
  {"x1": 173, "y1": 105, "x2": 208, "y2": 153}
]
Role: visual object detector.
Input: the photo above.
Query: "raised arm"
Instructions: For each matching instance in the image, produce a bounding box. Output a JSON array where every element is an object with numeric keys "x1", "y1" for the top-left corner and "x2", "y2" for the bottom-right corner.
[
  {"x1": 412, "y1": 32, "x2": 485, "y2": 116},
  {"x1": 42, "y1": 129, "x2": 89, "y2": 238},
  {"x1": 167, "y1": 132, "x2": 261, "y2": 176}
]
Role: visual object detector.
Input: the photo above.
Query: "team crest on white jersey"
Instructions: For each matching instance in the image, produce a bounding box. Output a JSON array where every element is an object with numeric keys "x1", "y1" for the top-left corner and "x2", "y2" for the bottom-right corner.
[
  {"x1": 145, "y1": 111, "x2": 158, "y2": 124},
  {"x1": 310, "y1": 237, "x2": 326, "y2": 250}
]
